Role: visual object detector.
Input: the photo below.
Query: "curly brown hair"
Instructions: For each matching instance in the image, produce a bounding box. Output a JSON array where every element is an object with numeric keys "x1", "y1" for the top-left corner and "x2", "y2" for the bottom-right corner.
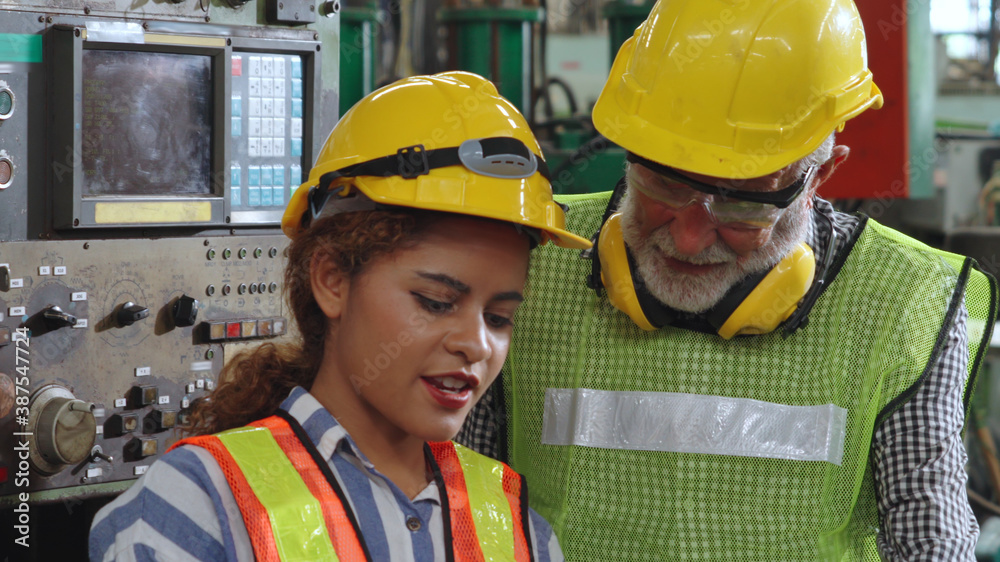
[{"x1": 183, "y1": 209, "x2": 431, "y2": 435}]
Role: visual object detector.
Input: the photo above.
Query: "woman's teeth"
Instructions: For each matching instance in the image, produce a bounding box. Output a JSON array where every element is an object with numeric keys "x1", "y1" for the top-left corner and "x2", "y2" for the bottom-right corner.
[{"x1": 438, "y1": 376, "x2": 468, "y2": 392}]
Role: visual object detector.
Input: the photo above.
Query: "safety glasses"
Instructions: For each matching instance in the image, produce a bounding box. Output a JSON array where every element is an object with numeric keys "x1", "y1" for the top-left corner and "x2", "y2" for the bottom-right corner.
[{"x1": 625, "y1": 153, "x2": 817, "y2": 229}]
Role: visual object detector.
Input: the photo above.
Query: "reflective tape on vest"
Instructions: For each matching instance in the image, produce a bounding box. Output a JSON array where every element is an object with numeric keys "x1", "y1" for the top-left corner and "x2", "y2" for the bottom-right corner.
[
  {"x1": 216, "y1": 426, "x2": 339, "y2": 561},
  {"x1": 429, "y1": 441, "x2": 533, "y2": 562},
  {"x1": 172, "y1": 416, "x2": 368, "y2": 562},
  {"x1": 542, "y1": 388, "x2": 848, "y2": 465},
  {"x1": 176, "y1": 418, "x2": 532, "y2": 561},
  {"x1": 454, "y1": 443, "x2": 516, "y2": 561}
]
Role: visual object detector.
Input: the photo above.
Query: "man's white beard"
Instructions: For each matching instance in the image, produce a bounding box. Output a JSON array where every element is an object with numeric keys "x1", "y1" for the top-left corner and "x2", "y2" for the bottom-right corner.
[{"x1": 619, "y1": 191, "x2": 811, "y2": 314}]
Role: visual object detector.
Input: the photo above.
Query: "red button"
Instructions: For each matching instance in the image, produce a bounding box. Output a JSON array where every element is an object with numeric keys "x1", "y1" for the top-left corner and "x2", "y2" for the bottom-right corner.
[
  {"x1": 226, "y1": 321, "x2": 242, "y2": 339},
  {"x1": 232, "y1": 56, "x2": 243, "y2": 76}
]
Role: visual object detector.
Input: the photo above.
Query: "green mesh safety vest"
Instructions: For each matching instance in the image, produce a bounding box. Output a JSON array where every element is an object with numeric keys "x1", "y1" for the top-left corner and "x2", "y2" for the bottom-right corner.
[{"x1": 506, "y1": 192, "x2": 996, "y2": 562}]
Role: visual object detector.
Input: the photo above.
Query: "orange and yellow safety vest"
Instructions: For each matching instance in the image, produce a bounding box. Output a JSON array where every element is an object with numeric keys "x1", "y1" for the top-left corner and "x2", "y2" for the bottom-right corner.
[{"x1": 172, "y1": 414, "x2": 534, "y2": 562}]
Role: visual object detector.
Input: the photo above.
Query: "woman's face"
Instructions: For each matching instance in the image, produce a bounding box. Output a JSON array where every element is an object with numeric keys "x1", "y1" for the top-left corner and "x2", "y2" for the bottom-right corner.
[{"x1": 317, "y1": 215, "x2": 531, "y2": 444}]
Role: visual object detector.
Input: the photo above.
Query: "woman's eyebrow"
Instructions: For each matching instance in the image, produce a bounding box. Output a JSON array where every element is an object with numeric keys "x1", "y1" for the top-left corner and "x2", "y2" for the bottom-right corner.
[
  {"x1": 417, "y1": 271, "x2": 470, "y2": 294},
  {"x1": 491, "y1": 291, "x2": 525, "y2": 304},
  {"x1": 418, "y1": 271, "x2": 524, "y2": 303}
]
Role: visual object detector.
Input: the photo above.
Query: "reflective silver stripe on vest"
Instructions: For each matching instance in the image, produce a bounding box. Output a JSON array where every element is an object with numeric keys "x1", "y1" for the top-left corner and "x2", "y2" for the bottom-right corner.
[{"x1": 542, "y1": 388, "x2": 848, "y2": 465}]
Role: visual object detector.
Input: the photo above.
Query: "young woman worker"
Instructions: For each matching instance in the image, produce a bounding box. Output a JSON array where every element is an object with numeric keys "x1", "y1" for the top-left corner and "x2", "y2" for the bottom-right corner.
[{"x1": 89, "y1": 71, "x2": 591, "y2": 561}]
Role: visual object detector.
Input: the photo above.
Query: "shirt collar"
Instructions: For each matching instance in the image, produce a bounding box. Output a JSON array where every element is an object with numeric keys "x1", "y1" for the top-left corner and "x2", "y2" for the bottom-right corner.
[
  {"x1": 278, "y1": 386, "x2": 374, "y2": 467},
  {"x1": 278, "y1": 386, "x2": 443, "y2": 505},
  {"x1": 808, "y1": 196, "x2": 859, "y2": 266}
]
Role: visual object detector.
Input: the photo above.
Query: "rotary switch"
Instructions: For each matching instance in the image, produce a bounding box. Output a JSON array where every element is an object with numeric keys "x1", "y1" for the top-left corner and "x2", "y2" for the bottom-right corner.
[
  {"x1": 27, "y1": 385, "x2": 97, "y2": 475},
  {"x1": 42, "y1": 305, "x2": 77, "y2": 330},
  {"x1": 117, "y1": 301, "x2": 149, "y2": 327},
  {"x1": 172, "y1": 295, "x2": 199, "y2": 328}
]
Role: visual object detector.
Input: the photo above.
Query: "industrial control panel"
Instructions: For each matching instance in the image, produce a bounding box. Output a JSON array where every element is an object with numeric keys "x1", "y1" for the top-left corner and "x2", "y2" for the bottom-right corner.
[
  {"x1": 0, "y1": 235, "x2": 289, "y2": 496},
  {"x1": 0, "y1": 0, "x2": 339, "y2": 542}
]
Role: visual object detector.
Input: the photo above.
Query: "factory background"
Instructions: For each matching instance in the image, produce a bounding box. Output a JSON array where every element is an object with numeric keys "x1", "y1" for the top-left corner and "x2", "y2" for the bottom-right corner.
[{"x1": 2, "y1": 0, "x2": 1000, "y2": 558}]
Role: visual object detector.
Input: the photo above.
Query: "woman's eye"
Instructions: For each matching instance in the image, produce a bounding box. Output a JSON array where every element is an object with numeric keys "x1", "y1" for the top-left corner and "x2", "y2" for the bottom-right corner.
[
  {"x1": 413, "y1": 293, "x2": 453, "y2": 314},
  {"x1": 485, "y1": 313, "x2": 513, "y2": 329}
]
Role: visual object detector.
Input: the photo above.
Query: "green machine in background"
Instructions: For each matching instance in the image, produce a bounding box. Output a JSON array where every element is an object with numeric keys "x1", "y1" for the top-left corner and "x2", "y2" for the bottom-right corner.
[
  {"x1": 339, "y1": 0, "x2": 379, "y2": 117},
  {"x1": 542, "y1": 135, "x2": 626, "y2": 195},
  {"x1": 439, "y1": 4, "x2": 544, "y2": 120},
  {"x1": 538, "y1": 0, "x2": 655, "y2": 195},
  {"x1": 603, "y1": 0, "x2": 655, "y2": 62},
  {"x1": 438, "y1": 1, "x2": 623, "y2": 195}
]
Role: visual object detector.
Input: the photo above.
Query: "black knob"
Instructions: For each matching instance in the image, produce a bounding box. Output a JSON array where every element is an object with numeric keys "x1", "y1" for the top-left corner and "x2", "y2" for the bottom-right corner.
[
  {"x1": 117, "y1": 301, "x2": 149, "y2": 327},
  {"x1": 123, "y1": 437, "x2": 158, "y2": 461},
  {"x1": 103, "y1": 413, "x2": 139, "y2": 437},
  {"x1": 129, "y1": 385, "x2": 159, "y2": 408},
  {"x1": 42, "y1": 305, "x2": 77, "y2": 329},
  {"x1": 143, "y1": 409, "x2": 178, "y2": 434},
  {"x1": 172, "y1": 295, "x2": 199, "y2": 327}
]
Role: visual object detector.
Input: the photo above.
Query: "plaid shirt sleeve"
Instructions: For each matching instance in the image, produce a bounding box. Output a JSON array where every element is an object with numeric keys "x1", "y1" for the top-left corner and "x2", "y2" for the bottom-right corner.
[
  {"x1": 872, "y1": 304, "x2": 978, "y2": 560},
  {"x1": 811, "y1": 201, "x2": 978, "y2": 559},
  {"x1": 456, "y1": 376, "x2": 505, "y2": 462},
  {"x1": 811, "y1": 200, "x2": 979, "y2": 559}
]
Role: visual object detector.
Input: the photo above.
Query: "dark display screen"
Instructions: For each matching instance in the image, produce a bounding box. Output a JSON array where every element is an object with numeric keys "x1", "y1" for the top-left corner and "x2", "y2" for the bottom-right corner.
[{"x1": 81, "y1": 50, "x2": 214, "y2": 196}]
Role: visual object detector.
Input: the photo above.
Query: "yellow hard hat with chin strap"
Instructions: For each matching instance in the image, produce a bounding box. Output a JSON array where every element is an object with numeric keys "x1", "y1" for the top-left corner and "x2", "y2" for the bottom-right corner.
[
  {"x1": 592, "y1": 0, "x2": 883, "y2": 179},
  {"x1": 586, "y1": 0, "x2": 877, "y2": 338},
  {"x1": 283, "y1": 71, "x2": 591, "y2": 250}
]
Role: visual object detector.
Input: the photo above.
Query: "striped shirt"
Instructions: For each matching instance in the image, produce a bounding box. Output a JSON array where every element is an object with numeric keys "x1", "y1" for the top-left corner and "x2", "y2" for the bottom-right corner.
[
  {"x1": 90, "y1": 386, "x2": 564, "y2": 562},
  {"x1": 458, "y1": 198, "x2": 979, "y2": 560}
]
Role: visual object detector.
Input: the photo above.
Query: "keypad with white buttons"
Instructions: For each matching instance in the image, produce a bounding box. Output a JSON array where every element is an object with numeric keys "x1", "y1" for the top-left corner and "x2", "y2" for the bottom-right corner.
[{"x1": 229, "y1": 53, "x2": 306, "y2": 213}]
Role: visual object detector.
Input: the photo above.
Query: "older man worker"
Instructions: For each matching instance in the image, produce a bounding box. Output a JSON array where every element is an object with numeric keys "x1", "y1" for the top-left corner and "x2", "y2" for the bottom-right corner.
[{"x1": 459, "y1": 0, "x2": 998, "y2": 560}]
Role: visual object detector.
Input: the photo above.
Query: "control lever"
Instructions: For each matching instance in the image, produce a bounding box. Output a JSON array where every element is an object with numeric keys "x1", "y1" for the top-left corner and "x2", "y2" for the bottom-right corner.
[
  {"x1": 117, "y1": 301, "x2": 149, "y2": 327},
  {"x1": 42, "y1": 305, "x2": 77, "y2": 329},
  {"x1": 71, "y1": 446, "x2": 114, "y2": 476}
]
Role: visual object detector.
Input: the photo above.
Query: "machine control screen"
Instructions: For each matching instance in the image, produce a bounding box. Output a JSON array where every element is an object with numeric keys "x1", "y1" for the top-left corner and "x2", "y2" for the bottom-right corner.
[{"x1": 81, "y1": 50, "x2": 214, "y2": 197}]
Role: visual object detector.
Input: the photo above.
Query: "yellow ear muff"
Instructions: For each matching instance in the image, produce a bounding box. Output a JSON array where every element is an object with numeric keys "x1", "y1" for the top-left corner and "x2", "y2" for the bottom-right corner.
[
  {"x1": 595, "y1": 211, "x2": 817, "y2": 337},
  {"x1": 597, "y1": 213, "x2": 658, "y2": 331},
  {"x1": 717, "y1": 242, "x2": 816, "y2": 339}
]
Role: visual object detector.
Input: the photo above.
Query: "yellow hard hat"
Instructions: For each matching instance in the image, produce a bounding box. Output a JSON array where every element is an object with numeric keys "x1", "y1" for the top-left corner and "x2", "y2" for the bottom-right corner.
[
  {"x1": 283, "y1": 71, "x2": 591, "y2": 249},
  {"x1": 592, "y1": 0, "x2": 883, "y2": 179}
]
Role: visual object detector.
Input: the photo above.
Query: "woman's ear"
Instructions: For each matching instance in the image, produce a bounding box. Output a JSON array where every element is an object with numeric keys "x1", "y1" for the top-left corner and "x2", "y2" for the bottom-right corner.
[{"x1": 310, "y1": 252, "x2": 349, "y2": 319}]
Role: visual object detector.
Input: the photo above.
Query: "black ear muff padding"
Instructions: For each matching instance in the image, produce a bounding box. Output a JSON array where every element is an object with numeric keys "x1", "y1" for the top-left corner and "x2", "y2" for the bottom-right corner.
[{"x1": 623, "y1": 246, "x2": 675, "y2": 330}]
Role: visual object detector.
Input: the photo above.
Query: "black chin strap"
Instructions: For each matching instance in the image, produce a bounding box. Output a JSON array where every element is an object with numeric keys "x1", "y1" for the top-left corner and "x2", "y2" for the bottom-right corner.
[
  {"x1": 320, "y1": 140, "x2": 551, "y2": 184},
  {"x1": 306, "y1": 139, "x2": 552, "y2": 230}
]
